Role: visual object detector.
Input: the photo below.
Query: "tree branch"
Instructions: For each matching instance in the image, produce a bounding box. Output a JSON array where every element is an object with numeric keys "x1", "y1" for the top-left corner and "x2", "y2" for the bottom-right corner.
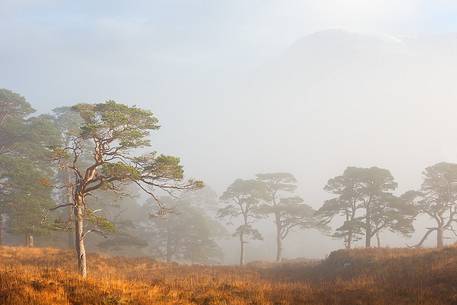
[
  {"x1": 82, "y1": 229, "x2": 108, "y2": 240},
  {"x1": 409, "y1": 227, "x2": 438, "y2": 248},
  {"x1": 49, "y1": 203, "x2": 74, "y2": 211}
]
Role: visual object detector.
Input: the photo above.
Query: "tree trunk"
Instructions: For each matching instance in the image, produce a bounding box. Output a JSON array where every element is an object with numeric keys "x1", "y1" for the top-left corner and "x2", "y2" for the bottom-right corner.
[
  {"x1": 344, "y1": 226, "x2": 353, "y2": 249},
  {"x1": 344, "y1": 213, "x2": 351, "y2": 249},
  {"x1": 66, "y1": 173, "x2": 74, "y2": 249},
  {"x1": 67, "y1": 229, "x2": 74, "y2": 249},
  {"x1": 275, "y1": 212, "x2": 282, "y2": 262},
  {"x1": 365, "y1": 235, "x2": 371, "y2": 248},
  {"x1": 166, "y1": 219, "x2": 172, "y2": 263},
  {"x1": 346, "y1": 230, "x2": 352, "y2": 249},
  {"x1": 166, "y1": 246, "x2": 172, "y2": 263},
  {"x1": 26, "y1": 233, "x2": 34, "y2": 247},
  {"x1": 376, "y1": 231, "x2": 381, "y2": 248},
  {"x1": 437, "y1": 227, "x2": 444, "y2": 248},
  {"x1": 0, "y1": 214, "x2": 4, "y2": 246},
  {"x1": 344, "y1": 238, "x2": 350, "y2": 249},
  {"x1": 365, "y1": 210, "x2": 372, "y2": 248},
  {"x1": 276, "y1": 234, "x2": 282, "y2": 262},
  {"x1": 74, "y1": 202, "x2": 87, "y2": 278},
  {"x1": 239, "y1": 232, "x2": 245, "y2": 266}
]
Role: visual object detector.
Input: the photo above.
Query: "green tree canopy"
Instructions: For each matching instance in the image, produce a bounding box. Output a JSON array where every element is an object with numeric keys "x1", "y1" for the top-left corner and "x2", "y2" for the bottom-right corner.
[
  {"x1": 50, "y1": 100, "x2": 202, "y2": 277},
  {"x1": 0, "y1": 156, "x2": 55, "y2": 246},
  {"x1": 0, "y1": 89, "x2": 60, "y2": 246}
]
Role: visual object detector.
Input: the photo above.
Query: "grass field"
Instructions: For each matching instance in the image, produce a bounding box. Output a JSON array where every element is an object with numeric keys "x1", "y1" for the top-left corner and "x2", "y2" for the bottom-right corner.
[{"x1": 1, "y1": 245, "x2": 457, "y2": 304}]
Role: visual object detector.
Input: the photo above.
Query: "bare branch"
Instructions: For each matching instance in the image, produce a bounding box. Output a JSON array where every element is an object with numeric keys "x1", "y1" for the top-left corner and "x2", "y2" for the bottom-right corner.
[
  {"x1": 81, "y1": 229, "x2": 108, "y2": 240},
  {"x1": 408, "y1": 227, "x2": 437, "y2": 248},
  {"x1": 49, "y1": 203, "x2": 74, "y2": 211}
]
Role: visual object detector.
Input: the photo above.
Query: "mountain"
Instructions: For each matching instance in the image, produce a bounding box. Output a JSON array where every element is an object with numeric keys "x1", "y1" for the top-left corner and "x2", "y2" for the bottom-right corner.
[
  {"x1": 220, "y1": 28, "x2": 457, "y2": 208},
  {"x1": 175, "y1": 29, "x2": 457, "y2": 258}
]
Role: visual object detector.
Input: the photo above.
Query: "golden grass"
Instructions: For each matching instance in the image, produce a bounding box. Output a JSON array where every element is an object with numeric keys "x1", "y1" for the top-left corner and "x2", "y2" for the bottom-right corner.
[{"x1": 1, "y1": 245, "x2": 457, "y2": 304}]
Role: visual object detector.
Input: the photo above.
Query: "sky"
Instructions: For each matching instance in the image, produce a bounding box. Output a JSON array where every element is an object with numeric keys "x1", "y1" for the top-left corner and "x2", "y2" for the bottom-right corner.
[
  {"x1": 1, "y1": 0, "x2": 456, "y2": 111},
  {"x1": 3, "y1": 0, "x2": 457, "y2": 260},
  {"x1": 2, "y1": 0, "x2": 457, "y2": 104}
]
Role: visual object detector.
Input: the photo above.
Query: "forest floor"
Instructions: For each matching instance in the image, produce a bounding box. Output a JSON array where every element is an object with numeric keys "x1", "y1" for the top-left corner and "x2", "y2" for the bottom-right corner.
[{"x1": 0, "y1": 245, "x2": 457, "y2": 305}]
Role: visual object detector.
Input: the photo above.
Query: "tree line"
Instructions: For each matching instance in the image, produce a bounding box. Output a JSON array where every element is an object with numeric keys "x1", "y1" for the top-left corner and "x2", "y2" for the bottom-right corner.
[
  {"x1": 221, "y1": 164, "x2": 457, "y2": 265},
  {"x1": 1, "y1": 88, "x2": 456, "y2": 277}
]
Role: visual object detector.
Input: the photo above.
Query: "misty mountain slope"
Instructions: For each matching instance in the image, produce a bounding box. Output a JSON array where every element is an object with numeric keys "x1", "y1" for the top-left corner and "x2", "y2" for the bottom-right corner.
[
  {"x1": 134, "y1": 30, "x2": 457, "y2": 260},
  {"x1": 217, "y1": 30, "x2": 457, "y2": 196},
  {"x1": 189, "y1": 30, "x2": 457, "y2": 258}
]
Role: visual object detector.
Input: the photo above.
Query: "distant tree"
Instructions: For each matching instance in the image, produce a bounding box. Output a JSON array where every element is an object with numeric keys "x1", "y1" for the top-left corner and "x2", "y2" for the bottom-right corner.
[
  {"x1": 368, "y1": 192, "x2": 415, "y2": 247},
  {"x1": 406, "y1": 162, "x2": 457, "y2": 248},
  {"x1": 181, "y1": 186, "x2": 219, "y2": 213},
  {"x1": 218, "y1": 179, "x2": 266, "y2": 265},
  {"x1": 0, "y1": 89, "x2": 60, "y2": 245},
  {"x1": 51, "y1": 107, "x2": 85, "y2": 248},
  {"x1": 0, "y1": 89, "x2": 57, "y2": 159},
  {"x1": 92, "y1": 189, "x2": 150, "y2": 255},
  {"x1": 96, "y1": 189, "x2": 223, "y2": 259},
  {"x1": 0, "y1": 89, "x2": 34, "y2": 155},
  {"x1": 255, "y1": 173, "x2": 319, "y2": 262},
  {"x1": 98, "y1": 230, "x2": 148, "y2": 254},
  {"x1": 318, "y1": 167, "x2": 415, "y2": 248},
  {"x1": 148, "y1": 197, "x2": 224, "y2": 264},
  {"x1": 50, "y1": 101, "x2": 202, "y2": 277},
  {"x1": 316, "y1": 168, "x2": 365, "y2": 248},
  {"x1": 0, "y1": 157, "x2": 55, "y2": 247}
]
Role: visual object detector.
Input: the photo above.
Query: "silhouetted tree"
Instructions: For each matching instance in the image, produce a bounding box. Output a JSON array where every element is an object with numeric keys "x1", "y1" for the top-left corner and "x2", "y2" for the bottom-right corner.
[
  {"x1": 218, "y1": 179, "x2": 266, "y2": 265},
  {"x1": 181, "y1": 186, "x2": 219, "y2": 213},
  {"x1": 368, "y1": 192, "x2": 415, "y2": 247},
  {"x1": 256, "y1": 173, "x2": 319, "y2": 262},
  {"x1": 148, "y1": 197, "x2": 224, "y2": 264},
  {"x1": 406, "y1": 162, "x2": 457, "y2": 248},
  {"x1": 316, "y1": 168, "x2": 365, "y2": 248},
  {"x1": 318, "y1": 167, "x2": 415, "y2": 248},
  {"x1": 93, "y1": 190, "x2": 149, "y2": 255}
]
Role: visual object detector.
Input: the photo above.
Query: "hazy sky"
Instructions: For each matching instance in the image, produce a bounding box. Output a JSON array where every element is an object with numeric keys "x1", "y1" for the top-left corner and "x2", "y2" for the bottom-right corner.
[
  {"x1": 2, "y1": 0, "x2": 457, "y2": 108},
  {"x1": 3, "y1": 0, "x2": 457, "y2": 258}
]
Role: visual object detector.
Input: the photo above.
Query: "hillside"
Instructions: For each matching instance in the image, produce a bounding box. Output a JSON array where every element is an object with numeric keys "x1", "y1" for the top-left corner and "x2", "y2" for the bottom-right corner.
[{"x1": 1, "y1": 246, "x2": 457, "y2": 304}]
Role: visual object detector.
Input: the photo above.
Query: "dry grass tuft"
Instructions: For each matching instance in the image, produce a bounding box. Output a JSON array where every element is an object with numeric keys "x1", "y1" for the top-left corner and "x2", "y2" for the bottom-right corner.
[{"x1": 1, "y1": 246, "x2": 457, "y2": 304}]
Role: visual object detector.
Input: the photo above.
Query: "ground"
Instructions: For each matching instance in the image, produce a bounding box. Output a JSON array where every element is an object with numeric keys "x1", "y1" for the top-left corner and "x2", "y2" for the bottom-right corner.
[{"x1": 0, "y1": 245, "x2": 457, "y2": 304}]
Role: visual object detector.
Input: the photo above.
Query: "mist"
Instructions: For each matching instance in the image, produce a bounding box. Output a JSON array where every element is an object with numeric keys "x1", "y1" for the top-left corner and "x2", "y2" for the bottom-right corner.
[{"x1": 2, "y1": 0, "x2": 457, "y2": 264}]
